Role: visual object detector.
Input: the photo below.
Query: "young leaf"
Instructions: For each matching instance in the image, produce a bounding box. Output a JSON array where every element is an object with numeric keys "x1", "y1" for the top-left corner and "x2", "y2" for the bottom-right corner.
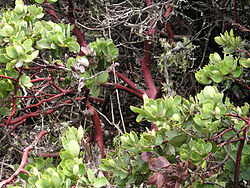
[
  {"x1": 87, "y1": 168, "x2": 95, "y2": 183},
  {"x1": 93, "y1": 177, "x2": 106, "y2": 188},
  {"x1": 67, "y1": 140, "x2": 80, "y2": 156}
]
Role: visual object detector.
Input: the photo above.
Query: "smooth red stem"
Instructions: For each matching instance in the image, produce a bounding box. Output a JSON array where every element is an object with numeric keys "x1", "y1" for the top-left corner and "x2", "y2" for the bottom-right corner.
[
  {"x1": 105, "y1": 83, "x2": 143, "y2": 99},
  {"x1": 66, "y1": 0, "x2": 87, "y2": 50},
  {"x1": 115, "y1": 72, "x2": 145, "y2": 94},
  {"x1": 141, "y1": 41, "x2": 157, "y2": 99},
  {"x1": 164, "y1": 3, "x2": 175, "y2": 43},
  {"x1": 23, "y1": 89, "x2": 73, "y2": 110},
  {"x1": 44, "y1": 1, "x2": 59, "y2": 20},
  {"x1": 6, "y1": 67, "x2": 23, "y2": 127},
  {"x1": 0, "y1": 75, "x2": 17, "y2": 82},
  {"x1": 234, "y1": 127, "x2": 247, "y2": 187},
  {"x1": 85, "y1": 99, "x2": 104, "y2": 158},
  {"x1": 0, "y1": 131, "x2": 48, "y2": 187}
]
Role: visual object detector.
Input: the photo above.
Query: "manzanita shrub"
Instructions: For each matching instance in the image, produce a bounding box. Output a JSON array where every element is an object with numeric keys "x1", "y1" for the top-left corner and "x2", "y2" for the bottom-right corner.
[
  {"x1": 195, "y1": 30, "x2": 249, "y2": 85},
  {"x1": 9, "y1": 126, "x2": 106, "y2": 188},
  {"x1": 1, "y1": 0, "x2": 249, "y2": 188},
  {"x1": 100, "y1": 32, "x2": 249, "y2": 187},
  {"x1": 0, "y1": 0, "x2": 118, "y2": 120}
]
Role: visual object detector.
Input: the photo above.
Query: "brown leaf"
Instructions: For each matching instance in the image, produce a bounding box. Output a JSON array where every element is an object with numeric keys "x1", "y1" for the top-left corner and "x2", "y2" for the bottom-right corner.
[
  {"x1": 147, "y1": 172, "x2": 164, "y2": 188},
  {"x1": 141, "y1": 152, "x2": 153, "y2": 162},
  {"x1": 149, "y1": 156, "x2": 171, "y2": 171}
]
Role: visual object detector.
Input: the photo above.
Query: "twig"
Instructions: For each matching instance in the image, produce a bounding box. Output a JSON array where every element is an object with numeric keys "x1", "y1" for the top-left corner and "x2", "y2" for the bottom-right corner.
[{"x1": 0, "y1": 131, "x2": 48, "y2": 188}]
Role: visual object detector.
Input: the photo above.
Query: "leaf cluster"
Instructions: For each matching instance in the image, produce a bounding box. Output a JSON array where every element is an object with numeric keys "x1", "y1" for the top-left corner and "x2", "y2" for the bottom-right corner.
[
  {"x1": 10, "y1": 126, "x2": 106, "y2": 188},
  {"x1": 195, "y1": 30, "x2": 249, "y2": 85}
]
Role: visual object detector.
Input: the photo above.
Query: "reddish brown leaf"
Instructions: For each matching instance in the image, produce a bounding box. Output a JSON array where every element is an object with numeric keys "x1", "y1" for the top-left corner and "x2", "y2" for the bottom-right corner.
[
  {"x1": 147, "y1": 172, "x2": 164, "y2": 188},
  {"x1": 141, "y1": 152, "x2": 153, "y2": 162},
  {"x1": 149, "y1": 156, "x2": 171, "y2": 171}
]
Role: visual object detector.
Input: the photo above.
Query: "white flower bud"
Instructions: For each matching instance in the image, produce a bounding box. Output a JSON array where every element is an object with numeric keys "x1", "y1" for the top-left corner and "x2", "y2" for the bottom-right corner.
[{"x1": 78, "y1": 57, "x2": 89, "y2": 67}]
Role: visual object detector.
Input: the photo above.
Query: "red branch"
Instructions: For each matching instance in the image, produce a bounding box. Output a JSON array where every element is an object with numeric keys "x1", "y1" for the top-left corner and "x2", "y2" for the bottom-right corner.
[
  {"x1": 44, "y1": 1, "x2": 59, "y2": 20},
  {"x1": 224, "y1": 113, "x2": 249, "y2": 125},
  {"x1": 23, "y1": 89, "x2": 73, "y2": 110},
  {"x1": 164, "y1": 3, "x2": 175, "y2": 43},
  {"x1": 234, "y1": 124, "x2": 248, "y2": 187},
  {"x1": 204, "y1": 128, "x2": 233, "y2": 141},
  {"x1": 0, "y1": 131, "x2": 48, "y2": 188},
  {"x1": 6, "y1": 67, "x2": 23, "y2": 127},
  {"x1": 0, "y1": 75, "x2": 17, "y2": 82},
  {"x1": 140, "y1": 41, "x2": 157, "y2": 99},
  {"x1": 115, "y1": 72, "x2": 145, "y2": 94},
  {"x1": 65, "y1": 0, "x2": 87, "y2": 51},
  {"x1": 223, "y1": 113, "x2": 249, "y2": 187},
  {"x1": 105, "y1": 83, "x2": 143, "y2": 99},
  {"x1": 85, "y1": 99, "x2": 104, "y2": 158}
]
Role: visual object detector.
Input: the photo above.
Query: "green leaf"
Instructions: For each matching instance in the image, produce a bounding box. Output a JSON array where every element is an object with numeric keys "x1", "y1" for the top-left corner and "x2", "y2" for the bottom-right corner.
[
  {"x1": 24, "y1": 50, "x2": 39, "y2": 63},
  {"x1": 201, "y1": 160, "x2": 207, "y2": 169},
  {"x1": 168, "y1": 133, "x2": 187, "y2": 147},
  {"x1": 99, "y1": 164, "x2": 112, "y2": 171},
  {"x1": 213, "y1": 52, "x2": 221, "y2": 62},
  {"x1": 0, "y1": 54, "x2": 11, "y2": 63},
  {"x1": 96, "y1": 72, "x2": 109, "y2": 84},
  {"x1": 51, "y1": 173, "x2": 62, "y2": 187},
  {"x1": 78, "y1": 164, "x2": 86, "y2": 176},
  {"x1": 35, "y1": 178, "x2": 50, "y2": 188},
  {"x1": 232, "y1": 66, "x2": 242, "y2": 78},
  {"x1": 36, "y1": 39, "x2": 52, "y2": 49},
  {"x1": 171, "y1": 113, "x2": 182, "y2": 122},
  {"x1": 87, "y1": 168, "x2": 94, "y2": 183},
  {"x1": 15, "y1": 61, "x2": 23, "y2": 68},
  {"x1": 155, "y1": 135, "x2": 163, "y2": 146},
  {"x1": 203, "y1": 86, "x2": 217, "y2": 99},
  {"x1": 68, "y1": 41, "x2": 80, "y2": 53},
  {"x1": 67, "y1": 140, "x2": 80, "y2": 156},
  {"x1": 47, "y1": 0, "x2": 58, "y2": 3},
  {"x1": 6, "y1": 46, "x2": 18, "y2": 59},
  {"x1": 20, "y1": 74, "x2": 33, "y2": 88},
  {"x1": 93, "y1": 177, "x2": 106, "y2": 188},
  {"x1": 73, "y1": 164, "x2": 79, "y2": 175},
  {"x1": 14, "y1": 0, "x2": 26, "y2": 15},
  {"x1": 35, "y1": 0, "x2": 44, "y2": 3},
  {"x1": 204, "y1": 142, "x2": 212, "y2": 153},
  {"x1": 77, "y1": 126, "x2": 84, "y2": 142},
  {"x1": 66, "y1": 130, "x2": 77, "y2": 141},
  {"x1": 214, "y1": 36, "x2": 225, "y2": 45},
  {"x1": 211, "y1": 70, "x2": 223, "y2": 83},
  {"x1": 23, "y1": 39, "x2": 33, "y2": 52},
  {"x1": 239, "y1": 58, "x2": 250, "y2": 68}
]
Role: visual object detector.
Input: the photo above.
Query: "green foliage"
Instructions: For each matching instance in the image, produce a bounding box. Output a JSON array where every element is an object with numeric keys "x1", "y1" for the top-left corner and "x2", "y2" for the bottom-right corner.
[
  {"x1": 0, "y1": 0, "x2": 80, "y2": 119},
  {"x1": 0, "y1": 0, "x2": 119, "y2": 120},
  {"x1": 108, "y1": 84, "x2": 248, "y2": 186},
  {"x1": 32, "y1": 0, "x2": 58, "y2": 3},
  {"x1": 65, "y1": 38, "x2": 118, "y2": 97},
  {"x1": 180, "y1": 139, "x2": 212, "y2": 165},
  {"x1": 10, "y1": 126, "x2": 106, "y2": 188},
  {"x1": 89, "y1": 38, "x2": 119, "y2": 70},
  {"x1": 130, "y1": 86, "x2": 239, "y2": 139},
  {"x1": 195, "y1": 30, "x2": 249, "y2": 85}
]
